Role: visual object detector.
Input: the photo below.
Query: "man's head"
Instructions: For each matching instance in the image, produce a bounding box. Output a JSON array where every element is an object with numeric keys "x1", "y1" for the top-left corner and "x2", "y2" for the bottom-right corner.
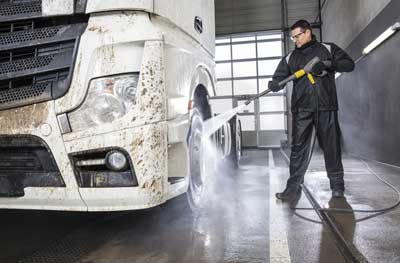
[{"x1": 290, "y1": 20, "x2": 313, "y2": 48}]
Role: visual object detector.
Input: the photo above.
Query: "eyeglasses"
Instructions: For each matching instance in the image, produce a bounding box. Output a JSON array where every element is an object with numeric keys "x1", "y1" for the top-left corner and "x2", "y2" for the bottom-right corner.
[{"x1": 290, "y1": 31, "x2": 305, "y2": 41}]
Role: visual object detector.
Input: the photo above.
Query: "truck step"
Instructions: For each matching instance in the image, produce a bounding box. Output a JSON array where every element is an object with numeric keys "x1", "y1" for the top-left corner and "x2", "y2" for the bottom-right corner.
[
  {"x1": 168, "y1": 177, "x2": 186, "y2": 184},
  {"x1": 0, "y1": 0, "x2": 42, "y2": 23}
]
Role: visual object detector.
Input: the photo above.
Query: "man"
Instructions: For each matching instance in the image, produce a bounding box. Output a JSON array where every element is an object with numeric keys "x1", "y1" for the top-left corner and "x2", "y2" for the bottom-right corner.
[{"x1": 270, "y1": 20, "x2": 355, "y2": 200}]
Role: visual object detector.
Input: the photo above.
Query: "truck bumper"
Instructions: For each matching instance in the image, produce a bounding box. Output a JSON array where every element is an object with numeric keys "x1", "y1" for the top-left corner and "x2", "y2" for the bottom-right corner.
[
  {"x1": 0, "y1": 101, "x2": 86, "y2": 211},
  {"x1": 0, "y1": 101, "x2": 169, "y2": 211}
]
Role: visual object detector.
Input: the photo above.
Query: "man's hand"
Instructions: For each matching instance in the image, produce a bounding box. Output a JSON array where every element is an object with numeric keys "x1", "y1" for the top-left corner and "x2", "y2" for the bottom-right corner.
[
  {"x1": 323, "y1": 60, "x2": 338, "y2": 71},
  {"x1": 311, "y1": 61, "x2": 326, "y2": 75},
  {"x1": 268, "y1": 80, "x2": 281, "y2": 92}
]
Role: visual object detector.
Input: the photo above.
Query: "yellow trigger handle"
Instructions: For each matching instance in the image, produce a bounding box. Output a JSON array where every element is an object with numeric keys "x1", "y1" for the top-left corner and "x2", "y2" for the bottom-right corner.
[
  {"x1": 307, "y1": 73, "x2": 315, "y2": 85},
  {"x1": 294, "y1": 69, "x2": 305, "y2": 79},
  {"x1": 293, "y1": 69, "x2": 316, "y2": 85}
]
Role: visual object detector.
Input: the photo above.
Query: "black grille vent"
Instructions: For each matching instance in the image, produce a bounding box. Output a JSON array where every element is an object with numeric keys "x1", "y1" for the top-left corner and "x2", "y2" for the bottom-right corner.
[
  {"x1": 0, "y1": 1, "x2": 41, "y2": 16},
  {"x1": 0, "y1": 135, "x2": 65, "y2": 197},
  {"x1": 0, "y1": 82, "x2": 49, "y2": 104},
  {"x1": 0, "y1": 54, "x2": 54, "y2": 74},
  {"x1": 0, "y1": 0, "x2": 88, "y2": 110},
  {"x1": 0, "y1": 26, "x2": 61, "y2": 45}
]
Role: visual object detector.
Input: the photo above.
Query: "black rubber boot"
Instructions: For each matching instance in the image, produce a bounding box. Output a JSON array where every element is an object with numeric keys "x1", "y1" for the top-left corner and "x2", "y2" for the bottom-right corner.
[{"x1": 276, "y1": 186, "x2": 301, "y2": 201}]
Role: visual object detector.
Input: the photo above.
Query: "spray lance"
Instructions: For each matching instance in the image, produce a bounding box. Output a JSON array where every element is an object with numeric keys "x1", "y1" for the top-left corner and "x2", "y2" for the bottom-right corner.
[
  {"x1": 203, "y1": 57, "x2": 329, "y2": 137},
  {"x1": 244, "y1": 56, "x2": 329, "y2": 105}
]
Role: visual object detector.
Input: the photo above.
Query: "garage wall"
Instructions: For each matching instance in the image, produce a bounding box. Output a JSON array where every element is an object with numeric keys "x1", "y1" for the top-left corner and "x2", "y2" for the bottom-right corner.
[
  {"x1": 322, "y1": 0, "x2": 400, "y2": 166},
  {"x1": 321, "y1": 0, "x2": 391, "y2": 48}
]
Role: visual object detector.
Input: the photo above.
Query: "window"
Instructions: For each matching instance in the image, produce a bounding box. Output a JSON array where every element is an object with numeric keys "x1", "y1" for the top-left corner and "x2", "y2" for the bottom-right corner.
[
  {"x1": 234, "y1": 79, "x2": 257, "y2": 95},
  {"x1": 259, "y1": 97, "x2": 284, "y2": 112},
  {"x1": 214, "y1": 31, "x2": 286, "y2": 146},
  {"x1": 216, "y1": 63, "x2": 231, "y2": 79},
  {"x1": 216, "y1": 80, "x2": 232, "y2": 96},
  {"x1": 258, "y1": 42, "x2": 282, "y2": 57},
  {"x1": 232, "y1": 43, "x2": 256, "y2": 59},
  {"x1": 233, "y1": 61, "x2": 257, "y2": 77},
  {"x1": 260, "y1": 114, "x2": 285, "y2": 130},
  {"x1": 216, "y1": 37, "x2": 230, "y2": 44},
  {"x1": 257, "y1": 33, "x2": 282, "y2": 40},
  {"x1": 215, "y1": 45, "x2": 231, "y2": 61},
  {"x1": 258, "y1": 59, "x2": 281, "y2": 76},
  {"x1": 232, "y1": 35, "x2": 255, "y2": 42}
]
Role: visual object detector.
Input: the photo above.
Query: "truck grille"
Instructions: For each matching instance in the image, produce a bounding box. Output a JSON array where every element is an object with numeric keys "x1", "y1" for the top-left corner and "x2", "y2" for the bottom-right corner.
[{"x1": 0, "y1": 0, "x2": 88, "y2": 110}]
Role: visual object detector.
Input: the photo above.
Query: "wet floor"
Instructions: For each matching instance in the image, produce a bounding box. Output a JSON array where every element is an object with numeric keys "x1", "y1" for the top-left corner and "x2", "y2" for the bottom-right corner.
[
  {"x1": 273, "y1": 148, "x2": 400, "y2": 263},
  {"x1": 0, "y1": 149, "x2": 399, "y2": 262}
]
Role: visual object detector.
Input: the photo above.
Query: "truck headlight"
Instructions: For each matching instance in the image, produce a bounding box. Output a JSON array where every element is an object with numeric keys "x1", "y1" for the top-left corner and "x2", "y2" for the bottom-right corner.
[{"x1": 68, "y1": 74, "x2": 139, "y2": 131}]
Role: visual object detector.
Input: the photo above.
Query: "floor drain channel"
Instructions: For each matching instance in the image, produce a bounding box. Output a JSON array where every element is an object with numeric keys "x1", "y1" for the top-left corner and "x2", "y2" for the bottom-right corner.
[{"x1": 302, "y1": 184, "x2": 369, "y2": 263}]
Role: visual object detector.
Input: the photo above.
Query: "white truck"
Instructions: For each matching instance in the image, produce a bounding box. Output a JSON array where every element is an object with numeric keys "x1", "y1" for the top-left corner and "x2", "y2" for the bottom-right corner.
[{"x1": 0, "y1": 0, "x2": 240, "y2": 211}]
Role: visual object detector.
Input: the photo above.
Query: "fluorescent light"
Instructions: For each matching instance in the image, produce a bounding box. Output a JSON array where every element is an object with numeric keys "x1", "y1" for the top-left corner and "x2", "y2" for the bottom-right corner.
[{"x1": 362, "y1": 22, "x2": 400, "y2": 55}]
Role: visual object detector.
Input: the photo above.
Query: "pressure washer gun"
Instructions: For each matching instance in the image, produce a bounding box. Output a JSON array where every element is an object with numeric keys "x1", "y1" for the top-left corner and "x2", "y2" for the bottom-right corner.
[{"x1": 245, "y1": 57, "x2": 328, "y2": 105}]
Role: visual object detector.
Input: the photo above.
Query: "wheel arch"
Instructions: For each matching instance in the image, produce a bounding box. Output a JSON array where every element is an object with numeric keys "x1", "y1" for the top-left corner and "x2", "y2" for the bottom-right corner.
[{"x1": 189, "y1": 64, "x2": 216, "y2": 119}]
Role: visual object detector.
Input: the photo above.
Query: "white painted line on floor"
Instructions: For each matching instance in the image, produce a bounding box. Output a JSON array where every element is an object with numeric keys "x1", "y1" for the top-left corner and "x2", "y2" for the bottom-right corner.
[
  {"x1": 269, "y1": 198, "x2": 291, "y2": 262},
  {"x1": 269, "y1": 149, "x2": 275, "y2": 169},
  {"x1": 269, "y1": 150, "x2": 291, "y2": 263}
]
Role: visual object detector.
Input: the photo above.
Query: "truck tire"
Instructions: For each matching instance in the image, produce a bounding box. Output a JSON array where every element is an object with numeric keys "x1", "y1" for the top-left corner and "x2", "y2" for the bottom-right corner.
[{"x1": 186, "y1": 108, "x2": 207, "y2": 210}]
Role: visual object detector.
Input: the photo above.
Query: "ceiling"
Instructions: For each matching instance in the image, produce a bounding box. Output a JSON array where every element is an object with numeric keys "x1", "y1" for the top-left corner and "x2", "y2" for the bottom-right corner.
[{"x1": 215, "y1": 0, "x2": 322, "y2": 36}]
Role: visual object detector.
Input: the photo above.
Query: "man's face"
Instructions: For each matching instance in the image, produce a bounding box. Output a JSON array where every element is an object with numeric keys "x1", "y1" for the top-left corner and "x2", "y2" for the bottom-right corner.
[{"x1": 290, "y1": 27, "x2": 312, "y2": 48}]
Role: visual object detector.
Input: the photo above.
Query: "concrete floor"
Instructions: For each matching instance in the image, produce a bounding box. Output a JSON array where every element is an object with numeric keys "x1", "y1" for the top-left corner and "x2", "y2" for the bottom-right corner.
[
  {"x1": 0, "y1": 149, "x2": 399, "y2": 262},
  {"x1": 272, "y1": 149, "x2": 400, "y2": 263}
]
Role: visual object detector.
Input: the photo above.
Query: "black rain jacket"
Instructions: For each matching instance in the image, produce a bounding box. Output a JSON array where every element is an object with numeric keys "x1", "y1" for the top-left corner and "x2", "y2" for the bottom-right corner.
[{"x1": 272, "y1": 36, "x2": 355, "y2": 112}]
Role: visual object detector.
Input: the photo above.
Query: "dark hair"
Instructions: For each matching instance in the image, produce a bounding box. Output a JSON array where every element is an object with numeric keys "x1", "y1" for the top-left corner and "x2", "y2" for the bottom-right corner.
[{"x1": 290, "y1": 19, "x2": 312, "y2": 32}]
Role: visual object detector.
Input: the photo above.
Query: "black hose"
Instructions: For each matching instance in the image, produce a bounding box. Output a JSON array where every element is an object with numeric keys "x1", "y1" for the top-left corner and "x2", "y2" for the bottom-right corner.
[
  {"x1": 318, "y1": 159, "x2": 400, "y2": 214},
  {"x1": 293, "y1": 75, "x2": 400, "y2": 216}
]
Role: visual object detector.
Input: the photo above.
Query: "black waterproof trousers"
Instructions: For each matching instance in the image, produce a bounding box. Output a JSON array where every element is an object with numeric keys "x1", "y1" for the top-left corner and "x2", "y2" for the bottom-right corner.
[{"x1": 287, "y1": 110, "x2": 345, "y2": 191}]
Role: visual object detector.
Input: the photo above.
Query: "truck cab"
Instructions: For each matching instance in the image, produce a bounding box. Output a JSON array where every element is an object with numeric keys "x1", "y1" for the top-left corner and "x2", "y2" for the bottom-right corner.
[{"x1": 0, "y1": 0, "x2": 239, "y2": 211}]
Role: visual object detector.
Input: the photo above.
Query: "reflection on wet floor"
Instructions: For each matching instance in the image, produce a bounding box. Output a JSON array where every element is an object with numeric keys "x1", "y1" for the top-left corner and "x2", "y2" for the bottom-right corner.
[
  {"x1": 79, "y1": 151, "x2": 269, "y2": 263},
  {"x1": 2, "y1": 150, "x2": 269, "y2": 263},
  {"x1": 274, "y1": 149, "x2": 400, "y2": 263},
  {"x1": 0, "y1": 149, "x2": 399, "y2": 263}
]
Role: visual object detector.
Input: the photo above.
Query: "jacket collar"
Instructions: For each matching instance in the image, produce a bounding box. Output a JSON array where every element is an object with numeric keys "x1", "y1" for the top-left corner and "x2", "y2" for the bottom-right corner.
[{"x1": 296, "y1": 34, "x2": 318, "y2": 50}]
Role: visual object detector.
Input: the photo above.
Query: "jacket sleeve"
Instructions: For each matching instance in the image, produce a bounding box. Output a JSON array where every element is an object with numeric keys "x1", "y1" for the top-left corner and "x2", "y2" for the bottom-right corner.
[
  {"x1": 329, "y1": 43, "x2": 355, "y2": 72},
  {"x1": 271, "y1": 56, "x2": 292, "y2": 91}
]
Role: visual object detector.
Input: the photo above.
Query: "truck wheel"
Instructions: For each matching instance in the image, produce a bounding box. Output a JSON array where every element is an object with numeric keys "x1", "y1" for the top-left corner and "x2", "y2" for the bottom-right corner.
[{"x1": 186, "y1": 108, "x2": 206, "y2": 210}]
